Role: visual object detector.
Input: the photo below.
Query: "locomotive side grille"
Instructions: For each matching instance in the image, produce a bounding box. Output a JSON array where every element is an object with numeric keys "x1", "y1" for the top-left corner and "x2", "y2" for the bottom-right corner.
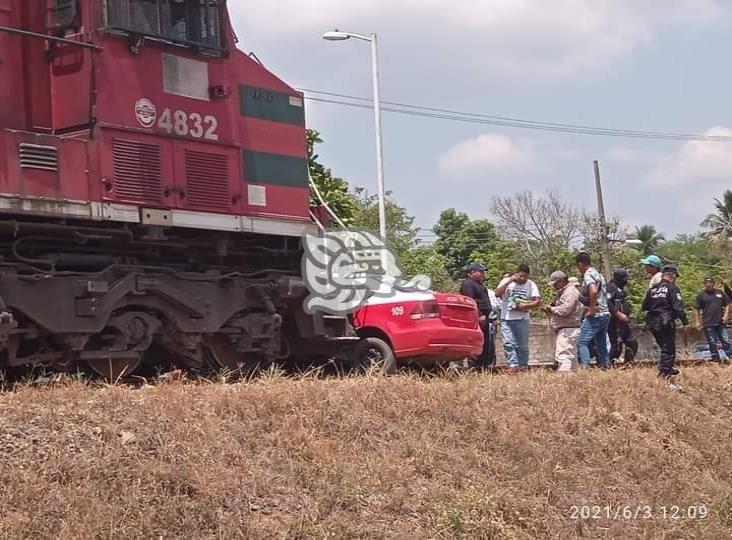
[
  {"x1": 184, "y1": 150, "x2": 230, "y2": 209},
  {"x1": 112, "y1": 139, "x2": 163, "y2": 202},
  {"x1": 18, "y1": 144, "x2": 59, "y2": 172}
]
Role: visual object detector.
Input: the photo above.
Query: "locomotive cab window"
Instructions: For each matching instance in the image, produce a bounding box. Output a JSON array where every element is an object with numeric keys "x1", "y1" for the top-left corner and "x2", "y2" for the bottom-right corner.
[
  {"x1": 51, "y1": 0, "x2": 81, "y2": 34},
  {"x1": 106, "y1": 0, "x2": 224, "y2": 53}
]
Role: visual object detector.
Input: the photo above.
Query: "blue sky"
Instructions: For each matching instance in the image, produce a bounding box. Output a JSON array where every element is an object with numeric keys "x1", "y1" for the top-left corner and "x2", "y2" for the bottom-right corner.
[{"x1": 230, "y1": 1, "x2": 732, "y2": 239}]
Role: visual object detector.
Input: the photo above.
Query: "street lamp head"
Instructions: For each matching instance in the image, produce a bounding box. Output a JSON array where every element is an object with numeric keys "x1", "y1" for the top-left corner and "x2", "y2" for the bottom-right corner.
[
  {"x1": 624, "y1": 239, "x2": 643, "y2": 247},
  {"x1": 323, "y1": 30, "x2": 351, "y2": 41}
]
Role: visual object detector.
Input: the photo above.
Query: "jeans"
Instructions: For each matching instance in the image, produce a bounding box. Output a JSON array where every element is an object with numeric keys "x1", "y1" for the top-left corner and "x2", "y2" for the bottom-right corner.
[
  {"x1": 578, "y1": 315, "x2": 610, "y2": 368},
  {"x1": 501, "y1": 319, "x2": 530, "y2": 368},
  {"x1": 704, "y1": 325, "x2": 731, "y2": 361}
]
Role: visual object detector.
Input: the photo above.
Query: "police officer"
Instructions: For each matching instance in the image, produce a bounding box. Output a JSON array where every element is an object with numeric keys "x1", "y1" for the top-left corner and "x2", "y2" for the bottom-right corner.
[
  {"x1": 607, "y1": 268, "x2": 638, "y2": 365},
  {"x1": 460, "y1": 263, "x2": 494, "y2": 369},
  {"x1": 642, "y1": 265, "x2": 689, "y2": 379}
]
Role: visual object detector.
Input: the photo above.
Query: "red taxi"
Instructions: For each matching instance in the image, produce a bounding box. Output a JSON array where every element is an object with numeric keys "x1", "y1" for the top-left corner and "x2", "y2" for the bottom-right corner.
[{"x1": 350, "y1": 290, "x2": 484, "y2": 373}]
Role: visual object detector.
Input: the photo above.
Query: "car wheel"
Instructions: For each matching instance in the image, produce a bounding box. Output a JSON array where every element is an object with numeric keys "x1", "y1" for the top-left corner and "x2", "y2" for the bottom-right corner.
[{"x1": 354, "y1": 337, "x2": 398, "y2": 375}]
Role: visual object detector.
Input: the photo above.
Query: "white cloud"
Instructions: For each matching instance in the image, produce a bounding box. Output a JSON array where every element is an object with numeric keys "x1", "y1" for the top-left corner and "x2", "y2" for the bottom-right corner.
[
  {"x1": 645, "y1": 127, "x2": 732, "y2": 187},
  {"x1": 231, "y1": 0, "x2": 723, "y2": 80},
  {"x1": 638, "y1": 127, "x2": 732, "y2": 222},
  {"x1": 438, "y1": 134, "x2": 530, "y2": 174}
]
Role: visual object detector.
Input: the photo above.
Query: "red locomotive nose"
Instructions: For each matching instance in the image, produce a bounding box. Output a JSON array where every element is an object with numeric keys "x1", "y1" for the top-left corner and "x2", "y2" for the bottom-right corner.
[{"x1": 0, "y1": 0, "x2": 353, "y2": 378}]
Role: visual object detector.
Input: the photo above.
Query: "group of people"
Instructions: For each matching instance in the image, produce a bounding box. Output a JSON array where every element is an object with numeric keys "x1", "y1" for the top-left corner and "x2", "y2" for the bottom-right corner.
[{"x1": 460, "y1": 253, "x2": 732, "y2": 380}]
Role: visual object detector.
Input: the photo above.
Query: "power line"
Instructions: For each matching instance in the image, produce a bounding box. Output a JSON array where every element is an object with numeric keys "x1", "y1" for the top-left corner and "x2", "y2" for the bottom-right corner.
[{"x1": 301, "y1": 89, "x2": 731, "y2": 143}]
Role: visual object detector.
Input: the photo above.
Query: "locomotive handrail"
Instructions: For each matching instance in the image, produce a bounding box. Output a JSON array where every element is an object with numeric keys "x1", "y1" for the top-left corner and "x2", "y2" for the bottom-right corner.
[{"x1": 0, "y1": 25, "x2": 102, "y2": 50}]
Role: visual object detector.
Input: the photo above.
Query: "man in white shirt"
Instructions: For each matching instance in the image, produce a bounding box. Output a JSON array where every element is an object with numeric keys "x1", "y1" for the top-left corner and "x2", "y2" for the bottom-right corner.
[{"x1": 495, "y1": 264, "x2": 541, "y2": 373}]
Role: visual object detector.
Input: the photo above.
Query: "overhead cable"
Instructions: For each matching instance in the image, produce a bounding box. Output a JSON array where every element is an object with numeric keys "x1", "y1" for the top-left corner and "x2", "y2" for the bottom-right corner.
[{"x1": 301, "y1": 89, "x2": 730, "y2": 143}]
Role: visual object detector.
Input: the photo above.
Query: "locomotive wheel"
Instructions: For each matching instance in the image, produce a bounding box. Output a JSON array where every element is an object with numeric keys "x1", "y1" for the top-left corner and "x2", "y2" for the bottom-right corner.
[
  {"x1": 86, "y1": 354, "x2": 142, "y2": 382},
  {"x1": 203, "y1": 335, "x2": 262, "y2": 375}
]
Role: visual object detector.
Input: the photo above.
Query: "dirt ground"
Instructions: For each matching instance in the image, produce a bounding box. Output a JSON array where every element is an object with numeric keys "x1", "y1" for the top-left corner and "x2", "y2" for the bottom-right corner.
[{"x1": 0, "y1": 366, "x2": 731, "y2": 539}]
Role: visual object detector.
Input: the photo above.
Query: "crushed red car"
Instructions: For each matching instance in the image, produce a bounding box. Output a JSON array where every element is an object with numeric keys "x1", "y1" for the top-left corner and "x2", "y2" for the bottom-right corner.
[{"x1": 349, "y1": 290, "x2": 484, "y2": 372}]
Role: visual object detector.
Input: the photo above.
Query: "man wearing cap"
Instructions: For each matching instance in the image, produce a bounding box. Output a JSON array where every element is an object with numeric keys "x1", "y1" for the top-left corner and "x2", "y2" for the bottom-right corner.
[
  {"x1": 544, "y1": 271, "x2": 584, "y2": 372},
  {"x1": 642, "y1": 265, "x2": 689, "y2": 379},
  {"x1": 575, "y1": 252, "x2": 611, "y2": 369},
  {"x1": 607, "y1": 268, "x2": 639, "y2": 365},
  {"x1": 460, "y1": 263, "x2": 494, "y2": 369},
  {"x1": 640, "y1": 255, "x2": 664, "y2": 289},
  {"x1": 694, "y1": 276, "x2": 731, "y2": 363}
]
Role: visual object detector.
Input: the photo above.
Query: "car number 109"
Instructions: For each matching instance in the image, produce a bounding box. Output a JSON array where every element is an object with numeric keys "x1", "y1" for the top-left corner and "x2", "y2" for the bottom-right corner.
[
  {"x1": 391, "y1": 306, "x2": 405, "y2": 317},
  {"x1": 158, "y1": 108, "x2": 219, "y2": 141}
]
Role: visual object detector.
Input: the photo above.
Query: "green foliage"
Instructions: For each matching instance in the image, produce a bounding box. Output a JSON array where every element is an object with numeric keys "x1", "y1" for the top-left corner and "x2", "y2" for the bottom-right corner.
[
  {"x1": 307, "y1": 130, "x2": 358, "y2": 225},
  {"x1": 432, "y1": 209, "x2": 517, "y2": 282},
  {"x1": 633, "y1": 225, "x2": 665, "y2": 256},
  {"x1": 351, "y1": 188, "x2": 419, "y2": 259},
  {"x1": 400, "y1": 245, "x2": 454, "y2": 292}
]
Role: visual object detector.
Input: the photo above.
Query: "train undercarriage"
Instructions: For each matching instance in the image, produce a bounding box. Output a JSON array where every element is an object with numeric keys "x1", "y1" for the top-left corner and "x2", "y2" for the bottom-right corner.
[{"x1": 0, "y1": 216, "x2": 351, "y2": 380}]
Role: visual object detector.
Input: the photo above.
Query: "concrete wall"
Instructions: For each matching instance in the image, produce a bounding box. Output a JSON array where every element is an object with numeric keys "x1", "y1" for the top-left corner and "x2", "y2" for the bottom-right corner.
[{"x1": 495, "y1": 321, "x2": 709, "y2": 367}]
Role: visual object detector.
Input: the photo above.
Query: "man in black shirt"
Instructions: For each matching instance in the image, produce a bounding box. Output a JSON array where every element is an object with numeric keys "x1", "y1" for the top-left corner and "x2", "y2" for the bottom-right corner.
[
  {"x1": 460, "y1": 262, "x2": 494, "y2": 368},
  {"x1": 607, "y1": 268, "x2": 638, "y2": 365},
  {"x1": 694, "y1": 276, "x2": 731, "y2": 363},
  {"x1": 642, "y1": 265, "x2": 689, "y2": 379}
]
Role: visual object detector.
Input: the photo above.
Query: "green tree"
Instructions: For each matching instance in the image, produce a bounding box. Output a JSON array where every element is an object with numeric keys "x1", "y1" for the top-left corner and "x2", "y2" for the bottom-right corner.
[
  {"x1": 307, "y1": 130, "x2": 357, "y2": 225},
  {"x1": 633, "y1": 225, "x2": 665, "y2": 256},
  {"x1": 432, "y1": 209, "x2": 517, "y2": 283},
  {"x1": 351, "y1": 188, "x2": 419, "y2": 259},
  {"x1": 701, "y1": 190, "x2": 732, "y2": 240},
  {"x1": 400, "y1": 245, "x2": 454, "y2": 292}
]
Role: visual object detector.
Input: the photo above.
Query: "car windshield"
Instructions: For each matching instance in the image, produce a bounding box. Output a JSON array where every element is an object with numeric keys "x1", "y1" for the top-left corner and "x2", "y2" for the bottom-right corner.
[{"x1": 106, "y1": 0, "x2": 224, "y2": 51}]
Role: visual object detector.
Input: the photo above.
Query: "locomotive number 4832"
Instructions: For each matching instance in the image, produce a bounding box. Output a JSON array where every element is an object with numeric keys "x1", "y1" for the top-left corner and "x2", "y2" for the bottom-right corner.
[{"x1": 158, "y1": 108, "x2": 219, "y2": 141}]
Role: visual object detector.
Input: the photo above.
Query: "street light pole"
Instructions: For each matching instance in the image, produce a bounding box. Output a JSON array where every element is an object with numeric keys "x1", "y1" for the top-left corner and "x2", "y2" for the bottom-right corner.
[
  {"x1": 370, "y1": 33, "x2": 387, "y2": 242},
  {"x1": 322, "y1": 30, "x2": 387, "y2": 242}
]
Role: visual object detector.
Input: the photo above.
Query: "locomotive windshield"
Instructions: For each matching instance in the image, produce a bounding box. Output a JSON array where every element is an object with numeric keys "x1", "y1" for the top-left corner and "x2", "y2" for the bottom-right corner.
[{"x1": 105, "y1": 0, "x2": 224, "y2": 51}]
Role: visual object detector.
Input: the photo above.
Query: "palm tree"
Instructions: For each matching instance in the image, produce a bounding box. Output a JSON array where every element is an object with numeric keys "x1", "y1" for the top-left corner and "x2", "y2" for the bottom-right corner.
[
  {"x1": 633, "y1": 225, "x2": 665, "y2": 255},
  {"x1": 701, "y1": 190, "x2": 732, "y2": 240}
]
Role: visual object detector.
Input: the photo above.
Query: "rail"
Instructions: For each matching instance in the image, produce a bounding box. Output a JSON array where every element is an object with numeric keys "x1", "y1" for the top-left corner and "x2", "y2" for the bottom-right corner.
[{"x1": 0, "y1": 25, "x2": 102, "y2": 50}]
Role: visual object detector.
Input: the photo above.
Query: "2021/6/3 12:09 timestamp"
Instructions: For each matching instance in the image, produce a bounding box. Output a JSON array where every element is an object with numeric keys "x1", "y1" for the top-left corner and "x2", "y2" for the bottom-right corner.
[{"x1": 569, "y1": 504, "x2": 709, "y2": 520}]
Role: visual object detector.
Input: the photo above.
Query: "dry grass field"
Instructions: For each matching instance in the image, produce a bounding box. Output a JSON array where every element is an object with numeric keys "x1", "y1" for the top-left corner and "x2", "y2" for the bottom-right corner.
[{"x1": 1, "y1": 367, "x2": 731, "y2": 539}]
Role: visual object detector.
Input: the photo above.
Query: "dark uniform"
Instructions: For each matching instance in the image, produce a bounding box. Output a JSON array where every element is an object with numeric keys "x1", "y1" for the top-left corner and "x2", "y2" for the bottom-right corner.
[
  {"x1": 460, "y1": 277, "x2": 494, "y2": 368},
  {"x1": 607, "y1": 269, "x2": 638, "y2": 364},
  {"x1": 642, "y1": 267, "x2": 688, "y2": 377}
]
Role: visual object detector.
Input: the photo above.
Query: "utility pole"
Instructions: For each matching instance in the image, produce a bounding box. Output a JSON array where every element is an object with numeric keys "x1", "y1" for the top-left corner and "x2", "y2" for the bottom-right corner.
[{"x1": 594, "y1": 160, "x2": 612, "y2": 279}]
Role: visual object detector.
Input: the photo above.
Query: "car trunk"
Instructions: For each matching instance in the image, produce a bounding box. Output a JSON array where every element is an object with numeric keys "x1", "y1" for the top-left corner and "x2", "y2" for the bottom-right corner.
[{"x1": 434, "y1": 293, "x2": 479, "y2": 329}]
